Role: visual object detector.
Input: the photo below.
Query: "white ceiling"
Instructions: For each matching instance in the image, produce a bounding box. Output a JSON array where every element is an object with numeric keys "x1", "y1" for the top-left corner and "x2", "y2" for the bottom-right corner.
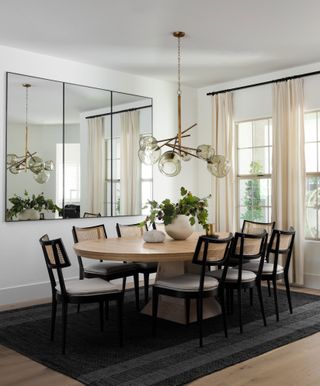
[{"x1": 1, "y1": 0, "x2": 320, "y2": 87}]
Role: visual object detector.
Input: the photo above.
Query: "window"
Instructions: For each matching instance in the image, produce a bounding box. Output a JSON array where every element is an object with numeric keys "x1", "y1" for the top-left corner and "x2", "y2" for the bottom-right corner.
[
  {"x1": 236, "y1": 118, "x2": 272, "y2": 229},
  {"x1": 305, "y1": 111, "x2": 320, "y2": 240}
]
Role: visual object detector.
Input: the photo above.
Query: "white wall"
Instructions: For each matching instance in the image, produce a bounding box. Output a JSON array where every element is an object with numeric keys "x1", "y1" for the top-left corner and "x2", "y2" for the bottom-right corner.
[
  {"x1": 0, "y1": 45, "x2": 197, "y2": 306},
  {"x1": 197, "y1": 62, "x2": 320, "y2": 289}
]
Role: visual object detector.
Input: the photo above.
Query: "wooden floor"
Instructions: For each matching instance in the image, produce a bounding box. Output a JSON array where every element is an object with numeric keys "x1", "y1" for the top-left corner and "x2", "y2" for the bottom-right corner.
[{"x1": 1, "y1": 286, "x2": 320, "y2": 386}]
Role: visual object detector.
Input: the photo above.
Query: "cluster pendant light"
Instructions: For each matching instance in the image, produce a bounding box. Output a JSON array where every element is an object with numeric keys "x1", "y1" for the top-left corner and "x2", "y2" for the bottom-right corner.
[
  {"x1": 6, "y1": 83, "x2": 54, "y2": 184},
  {"x1": 138, "y1": 31, "x2": 231, "y2": 177}
]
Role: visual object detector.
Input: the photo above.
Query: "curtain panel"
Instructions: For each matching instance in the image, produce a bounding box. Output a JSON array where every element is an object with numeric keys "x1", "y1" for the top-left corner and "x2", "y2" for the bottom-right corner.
[
  {"x1": 120, "y1": 111, "x2": 141, "y2": 215},
  {"x1": 272, "y1": 79, "x2": 305, "y2": 285},
  {"x1": 87, "y1": 117, "x2": 105, "y2": 215},
  {"x1": 212, "y1": 92, "x2": 235, "y2": 232}
]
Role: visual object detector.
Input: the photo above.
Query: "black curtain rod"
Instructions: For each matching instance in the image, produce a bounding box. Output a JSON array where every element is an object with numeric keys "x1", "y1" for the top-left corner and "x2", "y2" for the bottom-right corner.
[
  {"x1": 85, "y1": 104, "x2": 152, "y2": 119},
  {"x1": 206, "y1": 69, "x2": 320, "y2": 96}
]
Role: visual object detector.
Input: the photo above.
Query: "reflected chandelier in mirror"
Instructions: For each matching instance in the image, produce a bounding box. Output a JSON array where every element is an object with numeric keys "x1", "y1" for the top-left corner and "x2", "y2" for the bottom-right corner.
[{"x1": 6, "y1": 83, "x2": 54, "y2": 184}]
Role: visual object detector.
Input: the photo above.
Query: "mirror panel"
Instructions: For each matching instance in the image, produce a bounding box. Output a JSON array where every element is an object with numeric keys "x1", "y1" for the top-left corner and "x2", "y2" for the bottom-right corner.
[
  {"x1": 6, "y1": 73, "x2": 63, "y2": 221},
  {"x1": 64, "y1": 83, "x2": 112, "y2": 218},
  {"x1": 112, "y1": 92, "x2": 152, "y2": 216},
  {"x1": 5, "y1": 73, "x2": 153, "y2": 221}
]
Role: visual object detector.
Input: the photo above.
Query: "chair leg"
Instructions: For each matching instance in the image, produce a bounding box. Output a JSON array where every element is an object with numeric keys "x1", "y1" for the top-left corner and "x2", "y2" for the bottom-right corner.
[
  {"x1": 117, "y1": 296, "x2": 124, "y2": 347},
  {"x1": 152, "y1": 289, "x2": 159, "y2": 337},
  {"x1": 185, "y1": 298, "x2": 191, "y2": 325},
  {"x1": 50, "y1": 296, "x2": 57, "y2": 341},
  {"x1": 226, "y1": 287, "x2": 230, "y2": 314},
  {"x1": 105, "y1": 299, "x2": 109, "y2": 320},
  {"x1": 284, "y1": 274, "x2": 293, "y2": 314},
  {"x1": 249, "y1": 287, "x2": 253, "y2": 306},
  {"x1": 219, "y1": 288, "x2": 228, "y2": 338},
  {"x1": 196, "y1": 297, "x2": 203, "y2": 347},
  {"x1": 256, "y1": 281, "x2": 267, "y2": 327},
  {"x1": 61, "y1": 302, "x2": 68, "y2": 354},
  {"x1": 267, "y1": 280, "x2": 272, "y2": 297},
  {"x1": 272, "y1": 278, "x2": 280, "y2": 321},
  {"x1": 143, "y1": 273, "x2": 149, "y2": 305},
  {"x1": 133, "y1": 273, "x2": 140, "y2": 311},
  {"x1": 99, "y1": 301, "x2": 104, "y2": 332},
  {"x1": 122, "y1": 277, "x2": 127, "y2": 292},
  {"x1": 237, "y1": 288, "x2": 243, "y2": 334},
  {"x1": 230, "y1": 289, "x2": 234, "y2": 314},
  {"x1": 77, "y1": 304, "x2": 80, "y2": 313}
]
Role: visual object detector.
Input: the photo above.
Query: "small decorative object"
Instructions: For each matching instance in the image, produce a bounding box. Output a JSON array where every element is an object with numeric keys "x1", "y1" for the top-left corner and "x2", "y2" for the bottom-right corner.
[
  {"x1": 6, "y1": 84, "x2": 55, "y2": 183},
  {"x1": 7, "y1": 190, "x2": 61, "y2": 221},
  {"x1": 138, "y1": 31, "x2": 231, "y2": 178},
  {"x1": 141, "y1": 187, "x2": 210, "y2": 240},
  {"x1": 143, "y1": 230, "x2": 166, "y2": 243}
]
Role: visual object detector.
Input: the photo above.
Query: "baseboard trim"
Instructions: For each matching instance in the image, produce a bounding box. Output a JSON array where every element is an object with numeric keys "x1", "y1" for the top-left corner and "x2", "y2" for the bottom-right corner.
[
  {"x1": 304, "y1": 273, "x2": 320, "y2": 289},
  {"x1": 0, "y1": 276, "x2": 135, "y2": 308}
]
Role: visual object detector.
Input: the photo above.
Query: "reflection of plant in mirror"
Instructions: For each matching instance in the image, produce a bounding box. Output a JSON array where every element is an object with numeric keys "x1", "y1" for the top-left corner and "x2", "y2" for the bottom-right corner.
[
  {"x1": 7, "y1": 190, "x2": 61, "y2": 220},
  {"x1": 141, "y1": 186, "x2": 211, "y2": 230},
  {"x1": 241, "y1": 161, "x2": 264, "y2": 222}
]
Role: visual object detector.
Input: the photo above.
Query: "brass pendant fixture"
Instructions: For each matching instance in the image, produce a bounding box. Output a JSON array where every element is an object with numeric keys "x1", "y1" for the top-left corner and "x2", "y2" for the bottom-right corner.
[
  {"x1": 6, "y1": 83, "x2": 54, "y2": 184},
  {"x1": 138, "y1": 31, "x2": 231, "y2": 177}
]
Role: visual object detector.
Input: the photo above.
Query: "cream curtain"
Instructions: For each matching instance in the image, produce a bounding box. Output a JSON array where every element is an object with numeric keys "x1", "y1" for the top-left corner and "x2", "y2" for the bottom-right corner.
[
  {"x1": 87, "y1": 117, "x2": 105, "y2": 214},
  {"x1": 212, "y1": 92, "x2": 235, "y2": 232},
  {"x1": 272, "y1": 79, "x2": 305, "y2": 285},
  {"x1": 120, "y1": 111, "x2": 141, "y2": 215}
]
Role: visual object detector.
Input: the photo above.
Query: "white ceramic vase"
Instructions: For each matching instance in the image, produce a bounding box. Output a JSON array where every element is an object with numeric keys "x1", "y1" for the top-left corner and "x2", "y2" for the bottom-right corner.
[
  {"x1": 18, "y1": 208, "x2": 40, "y2": 221},
  {"x1": 165, "y1": 215, "x2": 194, "y2": 240}
]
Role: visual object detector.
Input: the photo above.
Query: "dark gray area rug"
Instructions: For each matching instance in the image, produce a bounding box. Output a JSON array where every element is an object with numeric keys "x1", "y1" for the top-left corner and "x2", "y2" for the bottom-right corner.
[{"x1": 0, "y1": 288, "x2": 319, "y2": 386}]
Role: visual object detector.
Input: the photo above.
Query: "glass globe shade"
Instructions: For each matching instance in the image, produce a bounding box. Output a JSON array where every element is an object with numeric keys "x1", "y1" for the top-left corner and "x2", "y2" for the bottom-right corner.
[
  {"x1": 44, "y1": 160, "x2": 55, "y2": 171},
  {"x1": 138, "y1": 147, "x2": 161, "y2": 165},
  {"x1": 207, "y1": 155, "x2": 231, "y2": 177},
  {"x1": 158, "y1": 151, "x2": 181, "y2": 177},
  {"x1": 139, "y1": 135, "x2": 158, "y2": 151},
  {"x1": 9, "y1": 165, "x2": 21, "y2": 174},
  {"x1": 34, "y1": 170, "x2": 50, "y2": 184},
  {"x1": 28, "y1": 156, "x2": 44, "y2": 174},
  {"x1": 196, "y1": 144, "x2": 215, "y2": 160},
  {"x1": 7, "y1": 153, "x2": 17, "y2": 166}
]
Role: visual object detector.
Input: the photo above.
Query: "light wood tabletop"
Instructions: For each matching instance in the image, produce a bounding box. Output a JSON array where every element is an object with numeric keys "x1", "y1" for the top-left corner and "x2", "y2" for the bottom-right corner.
[{"x1": 73, "y1": 232, "x2": 231, "y2": 263}]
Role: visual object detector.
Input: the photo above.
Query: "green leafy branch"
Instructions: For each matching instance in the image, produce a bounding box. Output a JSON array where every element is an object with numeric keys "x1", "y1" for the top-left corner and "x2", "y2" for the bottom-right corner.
[
  {"x1": 7, "y1": 190, "x2": 61, "y2": 220},
  {"x1": 141, "y1": 186, "x2": 211, "y2": 231}
]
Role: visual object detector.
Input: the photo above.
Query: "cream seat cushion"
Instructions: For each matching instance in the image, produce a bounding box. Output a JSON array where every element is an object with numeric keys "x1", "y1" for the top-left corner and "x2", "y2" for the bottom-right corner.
[
  {"x1": 154, "y1": 273, "x2": 219, "y2": 292},
  {"x1": 56, "y1": 278, "x2": 120, "y2": 296},
  {"x1": 242, "y1": 262, "x2": 284, "y2": 274},
  {"x1": 209, "y1": 268, "x2": 256, "y2": 282},
  {"x1": 84, "y1": 261, "x2": 137, "y2": 275}
]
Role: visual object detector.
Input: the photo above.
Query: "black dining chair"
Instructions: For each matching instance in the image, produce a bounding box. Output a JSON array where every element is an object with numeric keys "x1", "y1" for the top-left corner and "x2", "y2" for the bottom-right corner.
[
  {"x1": 238, "y1": 220, "x2": 276, "y2": 296},
  {"x1": 39, "y1": 234, "x2": 124, "y2": 354},
  {"x1": 241, "y1": 219, "x2": 276, "y2": 237},
  {"x1": 241, "y1": 227, "x2": 296, "y2": 321},
  {"x1": 72, "y1": 224, "x2": 140, "y2": 311},
  {"x1": 116, "y1": 222, "x2": 158, "y2": 305},
  {"x1": 152, "y1": 234, "x2": 233, "y2": 347},
  {"x1": 209, "y1": 230, "x2": 268, "y2": 333}
]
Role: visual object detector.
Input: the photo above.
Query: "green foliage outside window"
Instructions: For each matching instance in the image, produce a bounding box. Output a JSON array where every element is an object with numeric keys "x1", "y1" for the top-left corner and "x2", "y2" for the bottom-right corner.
[{"x1": 241, "y1": 161, "x2": 264, "y2": 222}]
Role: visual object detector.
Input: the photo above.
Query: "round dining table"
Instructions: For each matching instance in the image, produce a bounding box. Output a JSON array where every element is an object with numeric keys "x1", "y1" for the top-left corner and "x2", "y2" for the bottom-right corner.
[{"x1": 74, "y1": 232, "x2": 228, "y2": 324}]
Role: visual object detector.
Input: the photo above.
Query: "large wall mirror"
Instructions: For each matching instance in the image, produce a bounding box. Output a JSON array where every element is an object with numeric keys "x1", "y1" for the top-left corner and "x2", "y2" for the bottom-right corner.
[{"x1": 5, "y1": 72, "x2": 153, "y2": 221}]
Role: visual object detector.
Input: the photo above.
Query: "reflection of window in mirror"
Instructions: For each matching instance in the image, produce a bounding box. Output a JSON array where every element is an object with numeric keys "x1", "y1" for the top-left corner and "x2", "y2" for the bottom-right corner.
[
  {"x1": 112, "y1": 99, "x2": 153, "y2": 216},
  {"x1": 56, "y1": 144, "x2": 80, "y2": 208}
]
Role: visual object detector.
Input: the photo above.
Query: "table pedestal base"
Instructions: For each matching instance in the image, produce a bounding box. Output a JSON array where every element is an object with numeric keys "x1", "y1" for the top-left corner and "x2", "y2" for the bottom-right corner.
[{"x1": 141, "y1": 295, "x2": 221, "y2": 325}]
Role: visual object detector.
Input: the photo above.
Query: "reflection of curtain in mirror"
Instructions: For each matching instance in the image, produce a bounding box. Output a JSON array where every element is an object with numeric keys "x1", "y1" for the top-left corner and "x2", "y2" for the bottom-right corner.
[
  {"x1": 87, "y1": 117, "x2": 105, "y2": 214},
  {"x1": 120, "y1": 111, "x2": 141, "y2": 215}
]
